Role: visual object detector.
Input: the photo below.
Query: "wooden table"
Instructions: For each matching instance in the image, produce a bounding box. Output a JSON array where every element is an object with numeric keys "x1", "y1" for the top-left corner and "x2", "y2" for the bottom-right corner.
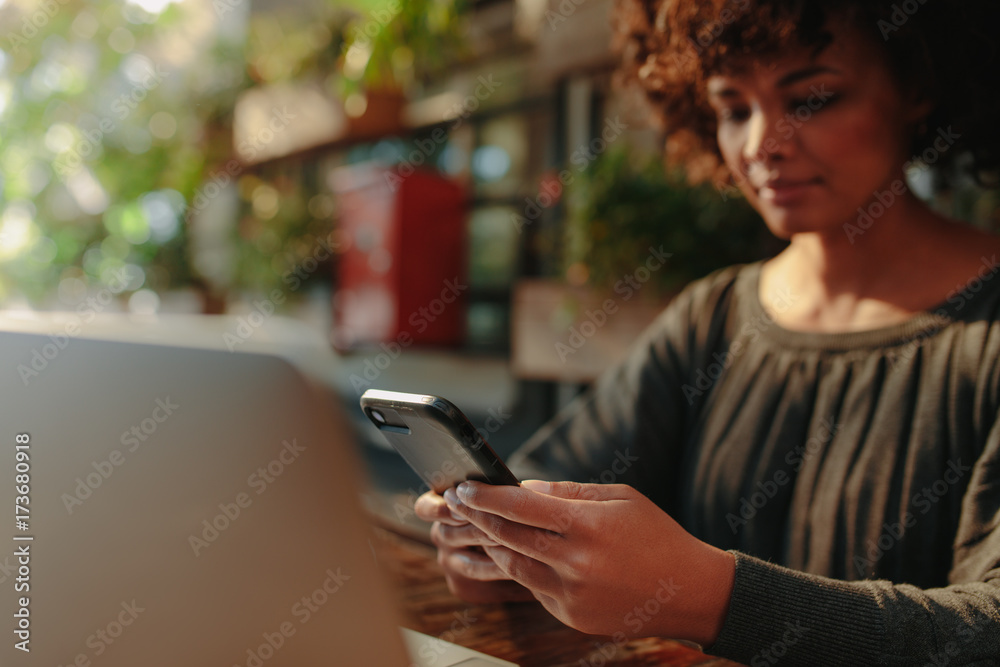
[{"x1": 372, "y1": 526, "x2": 744, "y2": 667}]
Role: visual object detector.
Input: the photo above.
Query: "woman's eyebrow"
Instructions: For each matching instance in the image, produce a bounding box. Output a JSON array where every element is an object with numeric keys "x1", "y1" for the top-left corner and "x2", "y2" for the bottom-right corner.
[
  {"x1": 707, "y1": 64, "x2": 840, "y2": 99},
  {"x1": 776, "y1": 65, "x2": 841, "y2": 88},
  {"x1": 705, "y1": 65, "x2": 842, "y2": 101}
]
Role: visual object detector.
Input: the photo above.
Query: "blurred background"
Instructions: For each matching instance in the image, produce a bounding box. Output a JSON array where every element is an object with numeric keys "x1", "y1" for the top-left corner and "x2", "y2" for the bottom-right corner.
[{"x1": 2, "y1": 0, "x2": 997, "y2": 532}]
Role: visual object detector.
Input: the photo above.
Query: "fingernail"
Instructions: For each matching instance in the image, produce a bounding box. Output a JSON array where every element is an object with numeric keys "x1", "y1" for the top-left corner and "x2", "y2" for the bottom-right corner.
[
  {"x1": 456, "y1": 481, "x2": 472, "y2": 500},
  {"x1": 443, "y1": 488, "x2": 462, "y2": 509},
  {"x1": 521, "y1": 479, "x2": 551, "y2": 493}
]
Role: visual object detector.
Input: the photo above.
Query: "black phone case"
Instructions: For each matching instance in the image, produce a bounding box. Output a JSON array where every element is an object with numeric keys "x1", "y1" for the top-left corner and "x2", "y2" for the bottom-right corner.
[{"x1": 360, "y1": 390, "x2": 519, "y2": 493}]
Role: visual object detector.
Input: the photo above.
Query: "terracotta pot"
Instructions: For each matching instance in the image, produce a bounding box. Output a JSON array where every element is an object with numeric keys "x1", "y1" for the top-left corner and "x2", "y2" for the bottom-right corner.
[{"x1": 347, "y1": 87, "x2": 407, "y2": 139}]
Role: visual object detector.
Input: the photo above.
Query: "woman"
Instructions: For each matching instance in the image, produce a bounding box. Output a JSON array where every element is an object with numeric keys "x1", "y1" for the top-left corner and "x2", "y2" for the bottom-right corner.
[{"x1": 417, "y1": 0, "x2": 1000, "y2": 663}]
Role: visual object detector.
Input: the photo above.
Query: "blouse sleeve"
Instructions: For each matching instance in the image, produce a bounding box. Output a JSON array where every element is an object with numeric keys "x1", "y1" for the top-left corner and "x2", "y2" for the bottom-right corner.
[{"x1": 709, "y1": 414, "x2": 1000, "y2": 666}]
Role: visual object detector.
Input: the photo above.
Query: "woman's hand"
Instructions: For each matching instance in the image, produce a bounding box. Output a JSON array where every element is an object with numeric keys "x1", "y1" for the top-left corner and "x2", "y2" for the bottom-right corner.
[
  {"x1": 443, "y1": 480, "x2": 736, "y2": 646},
  {"x1": 413, "y1": 490, "x2": 535, "y2": 604}
]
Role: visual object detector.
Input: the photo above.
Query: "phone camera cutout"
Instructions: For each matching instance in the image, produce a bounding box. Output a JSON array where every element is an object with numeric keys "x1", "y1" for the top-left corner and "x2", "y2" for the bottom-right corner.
[{"x1": 366, "y1": 406, "x2": 410, "y2": 433}]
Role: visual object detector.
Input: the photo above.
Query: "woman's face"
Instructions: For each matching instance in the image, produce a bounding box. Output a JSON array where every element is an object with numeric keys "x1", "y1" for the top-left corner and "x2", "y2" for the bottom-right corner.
[{"x1": 706, "y1": 24, "x2": 925, "y2": 240}]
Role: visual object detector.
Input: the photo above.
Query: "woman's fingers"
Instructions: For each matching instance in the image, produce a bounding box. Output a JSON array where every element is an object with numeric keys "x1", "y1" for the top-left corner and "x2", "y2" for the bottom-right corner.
[
  {"x1": 448, "y1": 482, "x2": 582, "y2": 533},
  {"x1": 451, "y1": 480, "x2": 635, "y2": 535},
  {"x1": 415, "y1": 482, "x2": 630, "y2": 530},
  {"x1": 431, "y1": 521, "x2": 499, "y2": 549},
  {"x1": 419, "y1": 487, "x2": 563, "y2": 607},
  {"x1": 441, "y1": 573, "x2": 537, "y2": 604},
  {"x1": 415, "y1": 490, "x2": 468, "y2": 526},
  {"x1": 439, "y1": 546, "x2": 509, "y2": 581},
  {"x1": 482, "y1": 544, "x2": 561, "y2": 595},
  {"x1": 444, "y1": 491, "x2": 570, "y2": 564}
]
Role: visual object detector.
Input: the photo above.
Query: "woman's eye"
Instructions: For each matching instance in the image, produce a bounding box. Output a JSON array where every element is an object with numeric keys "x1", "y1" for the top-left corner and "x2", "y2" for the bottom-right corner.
[
  {"x1": 788, "y1": 92, "x2": 841, "y2": 114},
  {"x1": 718, "y1": 107, "x2": 750, "y2": 123}
]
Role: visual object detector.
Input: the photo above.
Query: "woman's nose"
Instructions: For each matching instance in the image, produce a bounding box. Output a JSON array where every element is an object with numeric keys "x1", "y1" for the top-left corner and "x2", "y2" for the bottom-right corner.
[{"x1": 742, "y1": 107, "x2": 789, "y2": 165}]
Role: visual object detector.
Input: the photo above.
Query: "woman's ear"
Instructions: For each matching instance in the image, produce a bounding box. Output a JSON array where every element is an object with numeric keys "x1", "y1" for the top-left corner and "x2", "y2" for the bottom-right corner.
[
  {"x1": 900, "y1": 87, "x2": 934, "y2": 148},
  {"x1": 901, "y1": 86, "x2": 934, "y2": 126}
]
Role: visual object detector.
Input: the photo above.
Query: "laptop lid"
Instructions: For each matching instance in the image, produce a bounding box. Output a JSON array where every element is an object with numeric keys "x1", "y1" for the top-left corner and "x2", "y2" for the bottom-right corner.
[{"x1": 0, "y1": 313, "x2": 412, "y2": 666}]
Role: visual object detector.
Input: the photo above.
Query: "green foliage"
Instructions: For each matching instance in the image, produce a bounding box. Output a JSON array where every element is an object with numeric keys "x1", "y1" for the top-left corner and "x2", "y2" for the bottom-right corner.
[
  {"x1": 564, "y1": 146, "x2": 773, "y2": 294},
  {"x1": 0, "y1": 0, "x2": 471, "y2": 308},
  {"x1": 0, "y1": 0, "x2": 250, "y2": 307},
  {"x1": 246, "y1": 8, "x2": 347, "y2": 85},
  {"x1": 337, "y1": 0, "x2": 469, "y2": 96}
]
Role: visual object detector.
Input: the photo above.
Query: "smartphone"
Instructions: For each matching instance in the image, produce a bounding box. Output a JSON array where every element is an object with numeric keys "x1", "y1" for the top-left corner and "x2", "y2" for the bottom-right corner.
[{"x1": 359, "y1": 389, "x2": 519, "y2": 493}]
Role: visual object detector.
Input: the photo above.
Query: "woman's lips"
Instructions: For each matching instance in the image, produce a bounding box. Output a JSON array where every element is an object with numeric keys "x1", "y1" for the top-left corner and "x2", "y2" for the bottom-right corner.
[{"x1": 757, "y1": 179, "x2": 822, "y2": 205}]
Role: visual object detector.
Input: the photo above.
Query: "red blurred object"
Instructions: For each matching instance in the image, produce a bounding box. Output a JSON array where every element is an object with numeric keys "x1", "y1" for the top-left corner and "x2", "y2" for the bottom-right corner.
[
  {"x1": 539, "y1": 169, "x2": 563, "y2": 203},
  {"x1": 330, "y1": 163, "x2": 468, "y2": 351}
]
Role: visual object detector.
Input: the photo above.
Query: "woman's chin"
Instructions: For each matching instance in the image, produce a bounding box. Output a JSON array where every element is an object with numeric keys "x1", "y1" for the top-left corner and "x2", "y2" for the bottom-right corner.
[
  {"x1": 759, "y1": 211, "x2": 848, "y2": 241},
  {"x1": 760, "y1": 215, "x2": 807, "y2": 240}
]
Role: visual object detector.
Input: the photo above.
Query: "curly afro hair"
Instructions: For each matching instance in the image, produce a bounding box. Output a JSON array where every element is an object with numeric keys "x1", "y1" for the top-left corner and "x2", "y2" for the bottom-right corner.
[{"x1": 613, "y1": 0, "x2": 1000, "y2": 186}]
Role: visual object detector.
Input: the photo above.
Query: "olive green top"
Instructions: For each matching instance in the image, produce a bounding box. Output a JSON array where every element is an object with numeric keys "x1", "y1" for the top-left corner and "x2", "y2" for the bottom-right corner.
[{"x1": 510, "y1": 261, "x2": 1000, "y2": 665}]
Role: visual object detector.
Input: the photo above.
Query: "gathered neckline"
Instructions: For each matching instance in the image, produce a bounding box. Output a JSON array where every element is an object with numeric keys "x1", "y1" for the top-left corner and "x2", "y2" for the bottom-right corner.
[{"x1": 740, "y1": 261, "x2": 990, "y2": 351}]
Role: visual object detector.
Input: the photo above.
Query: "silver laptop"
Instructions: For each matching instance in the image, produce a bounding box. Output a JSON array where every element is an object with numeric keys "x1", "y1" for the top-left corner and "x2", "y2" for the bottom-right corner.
[{"x1": 0, "y1": 312, "x2": 514, "y2": 667}]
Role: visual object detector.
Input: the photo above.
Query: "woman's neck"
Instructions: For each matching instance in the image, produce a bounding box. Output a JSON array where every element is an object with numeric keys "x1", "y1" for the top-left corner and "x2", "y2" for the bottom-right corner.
[{"x1": 759, "y1": 194, "x2": 1000, "y2": 333}]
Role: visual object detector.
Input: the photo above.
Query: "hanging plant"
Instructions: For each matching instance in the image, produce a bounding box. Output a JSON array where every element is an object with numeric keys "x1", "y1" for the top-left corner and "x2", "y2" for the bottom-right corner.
[{"x1": 337, "y1": 0, "x2": 470, "y2": 103}]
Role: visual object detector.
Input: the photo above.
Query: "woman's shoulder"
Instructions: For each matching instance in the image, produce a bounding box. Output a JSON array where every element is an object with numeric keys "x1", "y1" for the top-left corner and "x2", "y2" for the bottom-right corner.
[
  {"x1": 927, "y1": 228, "x2": 1000, "y2": 323},
  {"x1": 640, "y1": 262, "x2": 759, "y2": 351},
  {"x1": 666, "y1": 262, "x2": 759, "y2": 317}
]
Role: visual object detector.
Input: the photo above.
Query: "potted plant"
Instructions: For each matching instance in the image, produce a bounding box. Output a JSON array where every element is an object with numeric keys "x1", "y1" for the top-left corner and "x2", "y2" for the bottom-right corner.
[
  {"x1": 512, "y1": 145, "x2": 777, "y2": 381},
  {"x1": 336, "y1": 0, "x2": 470, "y2": 135}
]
